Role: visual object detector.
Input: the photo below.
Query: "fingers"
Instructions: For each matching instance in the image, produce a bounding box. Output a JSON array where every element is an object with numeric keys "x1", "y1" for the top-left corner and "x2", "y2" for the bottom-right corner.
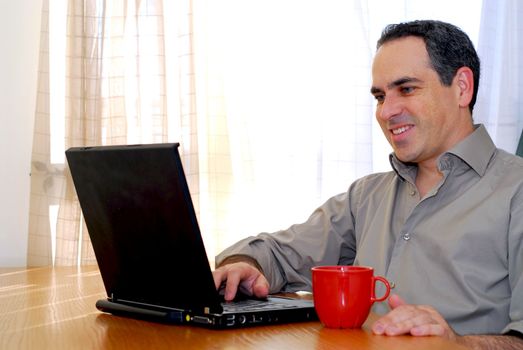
[
  {"x1": 252, "y1": 275, "x2": 270, "y2": 298},
  {"x1": 410, "y1": 324, "x2": 447, "y2": 337},
  {"x1": 224, "y1": 268, "x2": 242, "y2": 301},
  {"x1": 212, "y1": 267, "x2": 226, "y2": 290},
  {"x1": 213, "y1": 264, "x2": 242, "y2": 300},
  {"x1": 372, "y1": 295, "x2": 457, "y2": 340},
  {"x1": 373, "y1": 308, "x2": 440, "y2": 336},
  {"x1": 211, "y1": 262, "x2": 269, "y2": 301}
]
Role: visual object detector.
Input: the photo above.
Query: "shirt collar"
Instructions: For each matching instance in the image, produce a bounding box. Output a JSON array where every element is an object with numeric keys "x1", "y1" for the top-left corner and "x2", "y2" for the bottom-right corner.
[
  {"x1": 447, "y1": 124, "x2": 496, "y2": 176},
  {"x1": 389, "y1": 124, "x2": 497, "y2": 180}
]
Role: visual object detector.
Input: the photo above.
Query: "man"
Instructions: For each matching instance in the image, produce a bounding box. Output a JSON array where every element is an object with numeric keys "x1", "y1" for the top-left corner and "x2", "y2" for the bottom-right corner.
[{"x1": 212, "y1": 20, "x2": 523, "y2": 349}]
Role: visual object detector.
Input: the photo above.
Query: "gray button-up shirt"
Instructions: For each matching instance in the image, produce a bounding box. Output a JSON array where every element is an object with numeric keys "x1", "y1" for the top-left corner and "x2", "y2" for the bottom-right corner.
[{"x1": 216, "y1": 124, "x2": 523, "y2": 336}]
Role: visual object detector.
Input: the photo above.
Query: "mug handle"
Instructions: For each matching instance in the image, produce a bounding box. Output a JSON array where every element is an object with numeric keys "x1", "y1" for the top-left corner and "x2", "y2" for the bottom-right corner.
[{"x1": 371, "y1": 276, "x2": 391, "y2": 303}]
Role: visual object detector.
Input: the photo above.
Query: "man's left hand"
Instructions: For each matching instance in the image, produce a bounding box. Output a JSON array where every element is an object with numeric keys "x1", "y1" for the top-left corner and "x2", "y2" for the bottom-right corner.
[{"x1": 372, "y1": 294, "x2": 458, "y2": 340}]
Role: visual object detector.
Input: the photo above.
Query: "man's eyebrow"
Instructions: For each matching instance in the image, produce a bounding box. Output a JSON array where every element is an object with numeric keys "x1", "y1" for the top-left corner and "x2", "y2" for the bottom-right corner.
[
  {"x1": 370, "y1": 76, "x2": 422, "y2": 94},
  {"x1": 388, "y1": 77, "x2": 422, "y2": 89},
  {"x1": 370, "y1": 86, "x2": 382, "y2": 95}
]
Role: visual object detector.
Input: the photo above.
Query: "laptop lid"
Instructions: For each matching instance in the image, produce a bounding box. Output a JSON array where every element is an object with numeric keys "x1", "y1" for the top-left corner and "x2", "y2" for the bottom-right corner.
[{"x1": 65, "y1": 143, "x2": 223, "y2": 315}]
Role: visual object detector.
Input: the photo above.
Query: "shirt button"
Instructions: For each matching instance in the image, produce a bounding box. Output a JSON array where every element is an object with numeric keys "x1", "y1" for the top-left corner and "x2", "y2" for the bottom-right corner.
[
  {"x1": 403, "y1": 233, "x2": 411, "y2": 241},
  {"x1": 409, "y1": 190, "x2": 416, "y2": 196}
]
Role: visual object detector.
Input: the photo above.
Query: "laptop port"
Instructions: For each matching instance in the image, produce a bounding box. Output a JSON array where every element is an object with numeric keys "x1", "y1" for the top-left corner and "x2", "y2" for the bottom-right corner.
[
  {"x1": 225, "y1": 315, "x2": 235, "y2": 326},
  {"x1": 193, "y1": 316, "x2": 212, "y2": 325}
]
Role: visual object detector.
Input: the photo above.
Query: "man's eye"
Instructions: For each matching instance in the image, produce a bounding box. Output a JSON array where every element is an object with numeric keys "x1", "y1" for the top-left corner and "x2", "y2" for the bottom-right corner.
[
  {"x1": 401, "y1": 86, "x2": 415, "y2": 94},
  {"x1": 374, "y1": 94, "x2": 385, "y2": 103}
]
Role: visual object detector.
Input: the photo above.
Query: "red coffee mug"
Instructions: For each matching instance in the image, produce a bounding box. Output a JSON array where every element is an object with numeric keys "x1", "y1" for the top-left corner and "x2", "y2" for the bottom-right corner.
[{"x1": 311, "y1": 265, "x2": 390, "y2": 328}]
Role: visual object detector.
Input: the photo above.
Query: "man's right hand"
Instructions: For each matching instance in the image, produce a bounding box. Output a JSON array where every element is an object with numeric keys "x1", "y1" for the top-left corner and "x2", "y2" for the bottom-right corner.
[{"x1": 212, "y1": 261, "x2": 270, "y2": 301}]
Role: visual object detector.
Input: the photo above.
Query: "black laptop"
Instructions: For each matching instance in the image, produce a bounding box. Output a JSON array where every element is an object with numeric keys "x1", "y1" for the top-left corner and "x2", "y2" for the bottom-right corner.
[{"x1": 65, "y1": 143, "x2": 316, "y2": 328}]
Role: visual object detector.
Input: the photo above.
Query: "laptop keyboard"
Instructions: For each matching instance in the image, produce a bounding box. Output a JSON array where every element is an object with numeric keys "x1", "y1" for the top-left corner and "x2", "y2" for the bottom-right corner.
[{"x1": 221, "y1": 298, "x2": 301, "y2": 313}]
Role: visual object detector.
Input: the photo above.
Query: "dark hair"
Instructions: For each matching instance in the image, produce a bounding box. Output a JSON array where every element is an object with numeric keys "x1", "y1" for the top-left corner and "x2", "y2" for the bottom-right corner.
[{"x1": 377, "y1": 20, "x2": 480, "y2": 112}]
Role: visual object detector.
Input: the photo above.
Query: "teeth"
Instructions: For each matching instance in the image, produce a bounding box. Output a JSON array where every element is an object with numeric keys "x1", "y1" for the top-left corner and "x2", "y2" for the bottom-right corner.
[{"x1": 392, "y1": 126, "x2": 410, "y2": 135}]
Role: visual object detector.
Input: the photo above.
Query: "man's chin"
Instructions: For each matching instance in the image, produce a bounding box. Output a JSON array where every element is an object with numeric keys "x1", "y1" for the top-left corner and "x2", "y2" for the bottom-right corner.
[{"x1": 393, "y1": 151, "x2": 418, "y2": 164}]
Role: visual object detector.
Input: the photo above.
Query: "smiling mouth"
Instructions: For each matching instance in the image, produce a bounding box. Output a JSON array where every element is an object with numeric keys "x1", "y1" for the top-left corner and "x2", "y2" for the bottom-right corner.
[{"x1": 391, "y1": 125, "x2": 413, "y2": 135}]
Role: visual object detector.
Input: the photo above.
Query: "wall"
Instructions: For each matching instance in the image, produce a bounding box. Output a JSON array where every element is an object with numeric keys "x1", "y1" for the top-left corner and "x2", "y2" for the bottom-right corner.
[{"x1": 0, "y1": 0, "x2": 43, "y2": 266}]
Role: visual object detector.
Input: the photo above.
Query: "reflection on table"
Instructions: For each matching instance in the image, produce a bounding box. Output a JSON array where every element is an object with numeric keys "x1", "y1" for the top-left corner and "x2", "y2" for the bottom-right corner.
[{"x1": 0, "y1": 266, "x2": 467, "y2": 350}]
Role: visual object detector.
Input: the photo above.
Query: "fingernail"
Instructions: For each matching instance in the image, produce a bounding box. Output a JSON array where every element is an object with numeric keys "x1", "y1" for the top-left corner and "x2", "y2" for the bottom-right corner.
[{"x1": 373, "y1": 323, "x2": 384, "y2": 334}]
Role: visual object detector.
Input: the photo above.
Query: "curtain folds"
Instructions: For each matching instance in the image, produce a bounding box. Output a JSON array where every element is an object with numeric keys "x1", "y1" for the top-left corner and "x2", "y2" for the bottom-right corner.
[
  {"x1": 474, "y1": 0, "x2": 523, "y2": 153},
  {"x1": 28, "y1": 0, "x2": 181, "y2": 265},
  {"x1": 27, "y1": 0, "x2": 521, "y2": 268},
  {"x1": 28, "y1": 0, "x2": 378, "y2": 266}
]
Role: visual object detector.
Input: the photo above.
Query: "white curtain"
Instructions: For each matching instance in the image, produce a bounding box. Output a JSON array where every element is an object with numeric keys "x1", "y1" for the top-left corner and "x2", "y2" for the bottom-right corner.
[
  {"x1": 474, "y1": 0, "x2": 523, "y2": 153},
  {"x1": 30, "y1": 0, "x2": 505, "y2": 267},
  {"x1": 186, "y1": 1, "x2": 377, "y2": 255},
  {"x1": 189, "y1": 0, "x2": 486, "y2": 254},
  {"x1": 28, "y1": 0, "x2": 177, "y2": 265}
]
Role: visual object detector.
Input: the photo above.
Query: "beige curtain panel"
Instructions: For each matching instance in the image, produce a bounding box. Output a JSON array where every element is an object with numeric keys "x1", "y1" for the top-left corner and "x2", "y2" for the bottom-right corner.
[{"x1": 28, "y1": 0, "x2": 199, "y2": 266}]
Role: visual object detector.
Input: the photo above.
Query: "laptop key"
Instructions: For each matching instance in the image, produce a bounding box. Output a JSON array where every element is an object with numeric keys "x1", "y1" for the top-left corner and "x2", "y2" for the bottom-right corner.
[{"x1": 222, "y1": 299, "x2": 299, "y2": 313}]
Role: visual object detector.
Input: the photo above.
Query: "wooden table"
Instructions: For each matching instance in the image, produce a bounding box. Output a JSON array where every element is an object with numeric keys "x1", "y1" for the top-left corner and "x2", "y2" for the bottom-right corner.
[{"x1": 0, "y1": 266, "x2": 467, "y2": 349}]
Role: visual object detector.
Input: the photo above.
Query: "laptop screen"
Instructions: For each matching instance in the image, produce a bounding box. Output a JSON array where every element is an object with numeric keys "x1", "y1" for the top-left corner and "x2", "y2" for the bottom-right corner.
[{"x1": 66, "y1": 143, "x2": 223, "y2": 314}]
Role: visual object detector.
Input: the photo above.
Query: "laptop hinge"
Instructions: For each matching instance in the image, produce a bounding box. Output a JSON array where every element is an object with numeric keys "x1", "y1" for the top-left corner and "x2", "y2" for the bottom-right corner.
[{"x1": 111, "y1": 296, "x2": 185, "y2": 313}]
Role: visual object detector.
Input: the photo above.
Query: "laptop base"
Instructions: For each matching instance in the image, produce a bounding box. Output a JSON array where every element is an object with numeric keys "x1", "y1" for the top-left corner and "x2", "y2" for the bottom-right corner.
[{"x1": 96, "y1": 297, "x2": 317, "y2": 329}]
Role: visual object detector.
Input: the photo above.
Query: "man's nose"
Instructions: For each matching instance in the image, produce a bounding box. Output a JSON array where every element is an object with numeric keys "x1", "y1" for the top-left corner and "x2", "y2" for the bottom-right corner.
[{"x1": 377, "y1": 95, "x2": 403, "y2": 122}]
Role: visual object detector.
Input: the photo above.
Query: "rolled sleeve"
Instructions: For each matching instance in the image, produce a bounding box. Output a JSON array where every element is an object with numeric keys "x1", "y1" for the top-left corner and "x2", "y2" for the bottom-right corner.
[{"x1": 216, "y1": 191, "x2": 357, "y2": 294}]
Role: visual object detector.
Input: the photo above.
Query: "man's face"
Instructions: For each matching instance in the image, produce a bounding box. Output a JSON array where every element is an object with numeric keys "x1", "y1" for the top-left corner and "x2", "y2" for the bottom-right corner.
[{"x1": 371, "y1": 36, "x2": 464, "y2": 166}]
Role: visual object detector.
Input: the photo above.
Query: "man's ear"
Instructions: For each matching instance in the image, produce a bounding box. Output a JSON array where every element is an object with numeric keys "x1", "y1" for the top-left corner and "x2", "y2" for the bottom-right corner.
[{"x1": 455, "y1": 66, "x2": 474, "y2": 108}]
